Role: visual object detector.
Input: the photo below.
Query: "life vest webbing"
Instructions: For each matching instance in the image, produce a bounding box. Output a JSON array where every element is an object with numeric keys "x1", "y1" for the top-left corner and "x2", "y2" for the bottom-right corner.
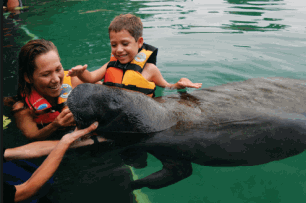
[
  {"x1": 104, "y1": 82, "x2": 155, "y2": 95},
  {"x1": 107, "y1": 61, "x2": 143, "y2": 73}
]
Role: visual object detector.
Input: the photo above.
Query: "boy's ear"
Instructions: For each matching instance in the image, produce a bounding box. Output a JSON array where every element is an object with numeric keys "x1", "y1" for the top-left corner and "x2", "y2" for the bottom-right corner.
[
  {"x1": 24, "y1": 73, "x2": 32, "y2": 84},
  {"x1": 137, "y1": 37, "x2": 144, "y2": 48}
]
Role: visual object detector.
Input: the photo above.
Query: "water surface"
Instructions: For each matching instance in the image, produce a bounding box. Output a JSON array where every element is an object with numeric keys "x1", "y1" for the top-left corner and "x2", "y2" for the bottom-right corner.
[{"x1": 3, "y1": 0, "x2": 306, "y2": 202}]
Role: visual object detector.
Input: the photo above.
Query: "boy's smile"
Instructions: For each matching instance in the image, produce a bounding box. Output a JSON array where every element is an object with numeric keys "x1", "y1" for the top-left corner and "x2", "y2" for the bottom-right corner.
[{"x1": 109, "y1": 29, "x2": 143, "y2": 64}]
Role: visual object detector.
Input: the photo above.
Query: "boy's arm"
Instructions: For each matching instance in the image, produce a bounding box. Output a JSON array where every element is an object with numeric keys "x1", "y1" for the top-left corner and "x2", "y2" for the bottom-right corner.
[
  {"x1": 67, "y1": 63, "x2": 109, "y2": 83},
  {"x1": 143, "y1": 63, "x2": 202, "y2": 89}
]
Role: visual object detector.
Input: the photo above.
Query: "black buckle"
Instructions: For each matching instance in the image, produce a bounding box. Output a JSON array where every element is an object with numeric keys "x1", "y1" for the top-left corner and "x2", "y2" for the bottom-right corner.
[{"x1": 115, "y1": 61, "x2": 128, "y2": 70}]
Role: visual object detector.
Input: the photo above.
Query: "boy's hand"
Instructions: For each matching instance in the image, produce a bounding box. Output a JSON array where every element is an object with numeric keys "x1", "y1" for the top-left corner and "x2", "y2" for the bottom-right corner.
[
  {"x1": 67, "y1": 64, "x2": 88, "y2": 77},
  {"x1": 175, "y1": 78, "x2": 202, "y2": 89}
]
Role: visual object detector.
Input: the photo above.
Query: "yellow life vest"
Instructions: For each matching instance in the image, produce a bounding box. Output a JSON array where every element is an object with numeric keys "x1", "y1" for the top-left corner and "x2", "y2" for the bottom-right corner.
[{"x1": 104, "y1": 43, "x2": 157, "y2": 97}]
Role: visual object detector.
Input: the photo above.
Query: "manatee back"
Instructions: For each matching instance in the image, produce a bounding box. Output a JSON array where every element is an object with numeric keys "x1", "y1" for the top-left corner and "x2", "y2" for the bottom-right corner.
[
  {"x1": 193, "y1": 77, "x2": 306, "y2": 115},
  {"x1": 159, "y1": 77, "x2": 306, "y2": 127}
]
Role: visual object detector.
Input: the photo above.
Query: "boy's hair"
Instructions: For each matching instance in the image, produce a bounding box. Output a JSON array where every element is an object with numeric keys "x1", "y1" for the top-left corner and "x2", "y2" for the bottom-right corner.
[{"x1": 108, "y1": 14, "x2": 143, "y2": 42}]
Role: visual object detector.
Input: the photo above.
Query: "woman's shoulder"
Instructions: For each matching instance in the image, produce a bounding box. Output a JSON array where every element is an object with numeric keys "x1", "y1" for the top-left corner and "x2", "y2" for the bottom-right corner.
[
  {"x1": 12, "y1": 101, "x2": 26, "y2": 111},
  {"x1": 12, "y1": 101, "x2": 32, "y2": 116},
  {"x1": 3, "y1": 96, "x2": 28, "y2": 112}
]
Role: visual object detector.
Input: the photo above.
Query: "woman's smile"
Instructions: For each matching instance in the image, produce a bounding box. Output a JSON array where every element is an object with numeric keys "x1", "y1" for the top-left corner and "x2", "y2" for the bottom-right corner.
[
  {"x1": 49, "y1": 84, "x2": 61, "y2": 90},
  {"x1": 29, "y1": 50, "x2": 64, "y2": 100}
]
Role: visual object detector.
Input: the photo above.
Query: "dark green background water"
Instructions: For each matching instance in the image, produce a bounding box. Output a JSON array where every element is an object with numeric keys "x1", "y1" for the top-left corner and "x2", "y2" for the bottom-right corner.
[{"x1": 3, "y1": 0, "x2": 306, "y2": 202}]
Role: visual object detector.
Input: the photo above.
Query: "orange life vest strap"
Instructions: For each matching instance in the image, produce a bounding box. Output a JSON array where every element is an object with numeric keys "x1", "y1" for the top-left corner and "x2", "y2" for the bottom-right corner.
[{"x1": 104, "y1": 67, "x2": 124, "y2": 83}]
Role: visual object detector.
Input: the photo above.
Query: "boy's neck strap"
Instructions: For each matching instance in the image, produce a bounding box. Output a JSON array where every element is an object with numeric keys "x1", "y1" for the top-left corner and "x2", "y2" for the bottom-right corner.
[{"x1": 107, "y1": 61, "x2": 143, "y2": 73}]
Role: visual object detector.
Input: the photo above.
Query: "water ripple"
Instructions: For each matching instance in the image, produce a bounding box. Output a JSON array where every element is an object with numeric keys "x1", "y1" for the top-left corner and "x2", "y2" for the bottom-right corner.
[{"x1": 133, "y1": 0, "x2": 304, "y2": 34}]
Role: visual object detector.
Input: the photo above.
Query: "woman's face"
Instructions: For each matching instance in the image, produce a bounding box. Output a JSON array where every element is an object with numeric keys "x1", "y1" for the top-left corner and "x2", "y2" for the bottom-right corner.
[{"x1": 27, "y1": 50, "x2": 64, "y2": 100}]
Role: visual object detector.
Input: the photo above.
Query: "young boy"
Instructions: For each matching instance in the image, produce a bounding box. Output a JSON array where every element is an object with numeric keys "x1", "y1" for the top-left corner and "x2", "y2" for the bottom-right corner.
[{"x1": 68, "y1": 14, "x2": 202, "y2": 97}]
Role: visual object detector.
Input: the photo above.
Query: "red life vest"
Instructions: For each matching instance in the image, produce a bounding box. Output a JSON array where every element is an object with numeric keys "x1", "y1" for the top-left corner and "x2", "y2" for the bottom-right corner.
[
  {"x1": 25, "y1": 71, "x2": 72, "y2": 124},
  {"x1": 104, "y1": 43, "x2": 157, "y2": 97}
]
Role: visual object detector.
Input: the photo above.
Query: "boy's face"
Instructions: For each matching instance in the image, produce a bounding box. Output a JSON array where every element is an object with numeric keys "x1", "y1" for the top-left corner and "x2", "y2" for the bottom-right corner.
[{"x1": 109, "y1": 29, "x2": 143, "y2": 64}]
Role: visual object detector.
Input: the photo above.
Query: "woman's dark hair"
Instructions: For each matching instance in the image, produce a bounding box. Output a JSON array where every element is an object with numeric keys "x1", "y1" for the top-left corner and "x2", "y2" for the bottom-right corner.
[{"x1": 17, "y1": 39, "x2": 59, "y2": 104}]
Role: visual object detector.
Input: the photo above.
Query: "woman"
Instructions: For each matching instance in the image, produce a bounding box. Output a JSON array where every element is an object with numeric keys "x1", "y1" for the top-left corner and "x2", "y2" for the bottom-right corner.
[
  {"x1": 13, "y1": 39, "x2": 78, "y2": 140},
  {"x1": 3, "y1": 122, "x2": 99, "y2": 203}
]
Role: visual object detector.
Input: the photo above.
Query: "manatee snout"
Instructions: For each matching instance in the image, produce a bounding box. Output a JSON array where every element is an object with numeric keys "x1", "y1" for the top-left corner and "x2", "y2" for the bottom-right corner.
[{"x1": 67, "y1": 83, "x2": 102, "y2": 129}]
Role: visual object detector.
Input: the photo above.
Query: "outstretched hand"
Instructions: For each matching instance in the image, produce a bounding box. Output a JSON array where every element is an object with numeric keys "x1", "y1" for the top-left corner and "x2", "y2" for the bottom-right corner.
[
  {"x1": 61, "y1": 122, "x2": 99, "y2": 145},
  {"x1": 67, "y1": 64, "x2": 88, "y2": 77},
  {"x1": 175, "y1": 78, "x2": 202, "y2": 89}
]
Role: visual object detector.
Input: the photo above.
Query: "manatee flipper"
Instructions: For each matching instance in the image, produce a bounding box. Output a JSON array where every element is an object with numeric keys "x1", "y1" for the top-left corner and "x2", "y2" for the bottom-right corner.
[{"x1": 130, "y1": 157, "x2": 192, "y2": 190}]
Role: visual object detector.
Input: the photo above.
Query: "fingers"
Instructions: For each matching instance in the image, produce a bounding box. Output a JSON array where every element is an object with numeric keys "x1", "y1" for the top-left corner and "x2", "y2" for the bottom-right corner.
[
  {"x1": 66, "y1": 70, "x2": 73, "y2": 77},
  {"x1": 64, "y1": 122, "x2": 98, "y2": 144},
  {"x1": 82, "y1": 122, "x2": 99, "y2": 135},
  {"x1": 72, "y1": 122, "x2": 99, "y2": 139},
  {"x1": 66, "y1": 64, "x2": 87, "y2": 77},
  {"x1": 87, "y1": 122, "x2": 99, "y2": 132},
  {"x1": 59, "y1": 109, "x2": 73, "y2": 120},
  {"x1": 177, "y1": 78, "x2": 202, "y2": 89},
  {"x1": 193, "y1": 83, "x2": 202, "y2": 89},
  {"x1": 62, "y1": 113, "x2": 75, "y2": 126},
  {"x1": 56, "y1": 109, "x2": 75, "y2": 127},
  {"x1": 59, "y1": 108, "x2": 71, "y2": 116}
]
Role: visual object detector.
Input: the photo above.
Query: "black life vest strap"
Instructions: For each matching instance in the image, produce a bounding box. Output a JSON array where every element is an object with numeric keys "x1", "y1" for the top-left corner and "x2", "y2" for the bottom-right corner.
[
  {"x1": 52, "y1": 102, "x2": 66, "y2": 112},
  {"x1": 34, "y1": 102, "x2": 65, "y2": 115},
  {"x1": 104, "y1": 82, "x2": 155, "y2": 95},
  {"x1": 107, "y1": 61, "x2": 143, "y2": 73}
]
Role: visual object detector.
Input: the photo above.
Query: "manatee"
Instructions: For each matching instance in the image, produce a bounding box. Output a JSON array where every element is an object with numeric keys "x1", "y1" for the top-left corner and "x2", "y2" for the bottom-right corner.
[{"x1": 67, "y1": 77, "x2": 306, "y2": 190}]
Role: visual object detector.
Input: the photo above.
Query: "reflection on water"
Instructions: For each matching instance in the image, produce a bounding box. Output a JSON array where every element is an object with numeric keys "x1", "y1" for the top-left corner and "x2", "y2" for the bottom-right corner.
[
  {"x1": 224, "y1": 0, "x2": 289, "y2": 32},
  {"x1": 135, "y1": 0, "x2": 290, "y2": 33},
  {"x1": 227, "y1": 0, "x2": 284, "y2": 5}
]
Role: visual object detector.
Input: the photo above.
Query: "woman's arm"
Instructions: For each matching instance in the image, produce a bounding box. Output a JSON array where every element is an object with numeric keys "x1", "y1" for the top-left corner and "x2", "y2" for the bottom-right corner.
[
  {"x1": 4, "y1": 140, "x2": 59, "y2": 161},
  {"x1": 14, "y1": 107, "x2": 58, "y2": 140},
  {"x1": 13, "y1": 122, "x2": 98, "y2": 202},
  {"x1": 14, "y1": 103, "x2": 75, "y2": 141},
  {"x1": 4, "y1": 134, "x2": 106, "y2": 161}
]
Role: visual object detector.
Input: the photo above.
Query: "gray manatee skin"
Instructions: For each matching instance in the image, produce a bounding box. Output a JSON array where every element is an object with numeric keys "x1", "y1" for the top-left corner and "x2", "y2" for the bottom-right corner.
[{"x1": 67, "y1": 77, "x2": 306, "y2": 190}]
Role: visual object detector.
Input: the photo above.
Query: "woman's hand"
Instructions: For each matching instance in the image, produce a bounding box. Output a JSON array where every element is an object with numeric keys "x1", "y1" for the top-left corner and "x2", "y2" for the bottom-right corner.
[
  {"x1": 53, "y1": 108, "x2": 75, "y2": 128},
  {"x1": 13, "y1": 121, "x2": 99, "y2": 202},
  {"x1": 67, "y1": 64, "x2": 88, "y2": 77},
  {"x1": 60, "y1": 122, "x2": 99, "y2": 145}
]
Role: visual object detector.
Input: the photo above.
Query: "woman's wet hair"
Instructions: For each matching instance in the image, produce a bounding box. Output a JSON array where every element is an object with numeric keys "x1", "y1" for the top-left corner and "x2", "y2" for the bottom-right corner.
[
  {"x1": 17, "y1": 39, "x2": 59, "y2": 104},
  {"x1": 108, "y1": 14, "x2": 143, "y2": 42}
]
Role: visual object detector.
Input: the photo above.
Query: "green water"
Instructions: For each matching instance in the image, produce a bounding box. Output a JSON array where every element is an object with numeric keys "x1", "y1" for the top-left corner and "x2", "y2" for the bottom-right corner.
[{"x1": 3, "y1": 0, "x2": 306, "y2": 202}]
